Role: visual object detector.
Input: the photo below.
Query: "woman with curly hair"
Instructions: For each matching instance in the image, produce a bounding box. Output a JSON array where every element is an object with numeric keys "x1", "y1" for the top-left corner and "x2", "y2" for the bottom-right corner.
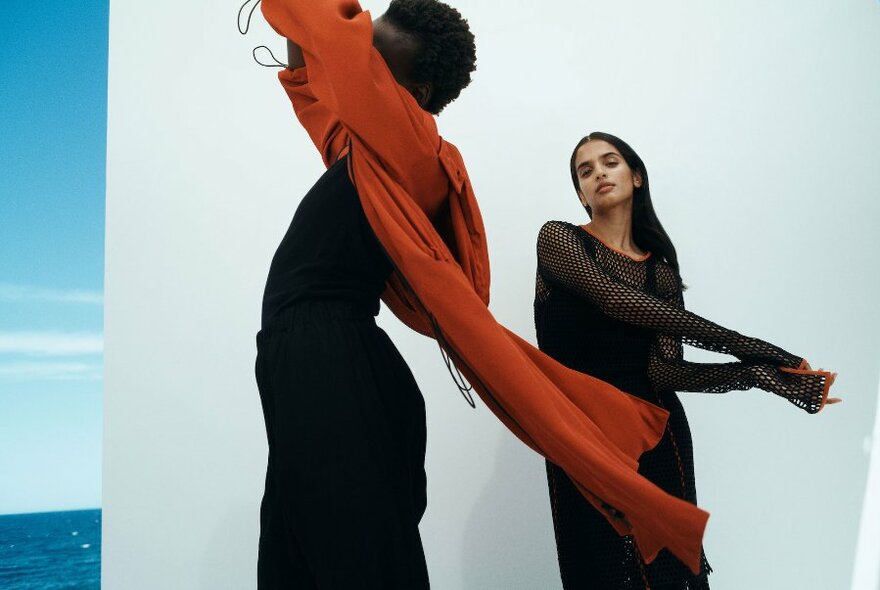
[
  {"x1": 535, "y1": 132, "x2": 839, "y2": 589},
  {"x1": 253, "y1": 0, "x2": 476, "y2": 587}
]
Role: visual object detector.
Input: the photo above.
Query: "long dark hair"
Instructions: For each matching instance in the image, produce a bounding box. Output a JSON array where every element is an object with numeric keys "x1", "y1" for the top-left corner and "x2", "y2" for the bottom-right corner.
[{"x1": 569, "y1": 132, "x2": 682, "y2": 277}]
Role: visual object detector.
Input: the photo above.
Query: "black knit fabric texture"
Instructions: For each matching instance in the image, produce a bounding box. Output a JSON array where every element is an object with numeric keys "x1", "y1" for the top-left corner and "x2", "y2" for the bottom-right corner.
[{"x1": 534, "y1": 221, "x2": 827, "y2": 588}]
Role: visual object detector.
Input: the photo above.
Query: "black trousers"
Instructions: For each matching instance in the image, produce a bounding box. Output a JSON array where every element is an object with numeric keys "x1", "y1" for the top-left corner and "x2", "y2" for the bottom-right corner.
[{"x1": 255, "y1": 302, "x2": 429, "y2": 589}]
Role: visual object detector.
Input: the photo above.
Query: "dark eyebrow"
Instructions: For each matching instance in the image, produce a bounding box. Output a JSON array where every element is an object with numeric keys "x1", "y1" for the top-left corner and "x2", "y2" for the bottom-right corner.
[{"x1": 576, "y1": 152, "x2": 619, "y2": 171}]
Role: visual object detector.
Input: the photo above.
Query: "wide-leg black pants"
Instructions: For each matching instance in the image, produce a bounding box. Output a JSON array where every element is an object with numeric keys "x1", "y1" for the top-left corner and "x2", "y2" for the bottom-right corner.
[{"x1": 255, "y1": 302, "x2": 429, "y2": 589}]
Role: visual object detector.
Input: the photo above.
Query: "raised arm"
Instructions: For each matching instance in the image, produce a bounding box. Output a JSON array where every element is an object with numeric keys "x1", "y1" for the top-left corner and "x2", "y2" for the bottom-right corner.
[
  {"x1": 261, "y1": 0, "x2": 447, "y2": 216},
  {"x1": 275, "y1": 35, "x2": 350, "y2": 167},
  {"x1": 536, "y1": 221, "x2": 803, "y2": 368}
]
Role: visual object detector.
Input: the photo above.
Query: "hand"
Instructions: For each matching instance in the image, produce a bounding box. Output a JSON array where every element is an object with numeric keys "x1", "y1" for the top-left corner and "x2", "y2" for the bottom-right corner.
[
  {"x1": 819, "y1": 370, "x2": 841, "y2": 405},
  {"x1": 751, "y1": 365, "x2": 838, "y2": 413},
  {"x1": 793, "y1": 360, "x2": 842, "y2": 406}
]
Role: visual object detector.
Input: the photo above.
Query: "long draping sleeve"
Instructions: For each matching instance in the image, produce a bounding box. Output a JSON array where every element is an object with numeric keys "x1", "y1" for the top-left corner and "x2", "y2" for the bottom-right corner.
[
  {"x1": 537, "y1": 221, "x2": 803, "y2": 368},
  {"x1": 261, "y1": 0, "x2": 448, "y2": 218},
  {"x1": 263, "y1": 0, "x2": 488, "y2": 319}
]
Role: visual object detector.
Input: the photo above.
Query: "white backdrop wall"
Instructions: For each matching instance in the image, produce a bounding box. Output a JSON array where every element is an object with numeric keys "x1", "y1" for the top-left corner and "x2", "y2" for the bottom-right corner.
[{"x1": 104, "y1": 1, "x2": 880, "y2": 588}]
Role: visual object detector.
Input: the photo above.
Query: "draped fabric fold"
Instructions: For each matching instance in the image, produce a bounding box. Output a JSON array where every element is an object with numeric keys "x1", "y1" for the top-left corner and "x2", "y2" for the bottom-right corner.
[{"x1": 261, "y1": 0, "x2": 709, "y2": 572}]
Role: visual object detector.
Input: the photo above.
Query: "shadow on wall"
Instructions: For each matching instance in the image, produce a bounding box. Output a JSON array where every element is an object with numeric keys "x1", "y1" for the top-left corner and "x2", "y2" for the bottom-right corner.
[{"x1": 461, "y1": 433, "x2": 563, "y2": 590}]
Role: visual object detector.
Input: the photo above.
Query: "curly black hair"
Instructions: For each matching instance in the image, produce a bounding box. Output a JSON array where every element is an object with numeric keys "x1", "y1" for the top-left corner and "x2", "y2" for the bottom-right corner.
[{"x1": 383, "y1": 0, "x2": 477, "y2": 114}]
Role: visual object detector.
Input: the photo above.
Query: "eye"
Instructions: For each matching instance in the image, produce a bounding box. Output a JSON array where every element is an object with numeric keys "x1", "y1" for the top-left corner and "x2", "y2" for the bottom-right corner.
[
  {"x1": 580, "y1": 169, "x2": 592, "y2": 178},
  {"x1": 606, "y1": 160, "x2": 619, "y2": 167}
]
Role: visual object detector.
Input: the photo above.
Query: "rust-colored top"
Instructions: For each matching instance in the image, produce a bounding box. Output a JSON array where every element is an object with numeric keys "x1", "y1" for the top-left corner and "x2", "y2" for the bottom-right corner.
[{"x1": 261, "y1": 0, "x2": 709, "y2": 572}]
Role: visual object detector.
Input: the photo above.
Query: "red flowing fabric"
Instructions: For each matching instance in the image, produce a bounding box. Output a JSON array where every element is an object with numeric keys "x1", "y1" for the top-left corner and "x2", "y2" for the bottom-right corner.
[{"x1": 260, "y1": 0, "x2": 709, "y2": 572}]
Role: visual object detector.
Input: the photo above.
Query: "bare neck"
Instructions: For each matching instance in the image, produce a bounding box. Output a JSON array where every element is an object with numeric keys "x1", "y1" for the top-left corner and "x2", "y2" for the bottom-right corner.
[{"x1": 585, "y1": 207, "x2": 646, "y2": 257}]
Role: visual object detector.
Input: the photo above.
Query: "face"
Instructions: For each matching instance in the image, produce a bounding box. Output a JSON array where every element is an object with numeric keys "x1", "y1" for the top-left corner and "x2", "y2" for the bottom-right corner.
[
  {"x1": 372, "y1": 17, "x2": 432, "y2": 109},
  {"x1": 573, "y1": 140, "x2": 643, "y2": 214}
]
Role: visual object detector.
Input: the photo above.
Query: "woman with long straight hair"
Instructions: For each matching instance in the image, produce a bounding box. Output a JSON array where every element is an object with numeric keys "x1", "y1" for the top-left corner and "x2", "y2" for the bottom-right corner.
[{"x1": 534, "y1": 132, "x2": 839, "y2": 589}]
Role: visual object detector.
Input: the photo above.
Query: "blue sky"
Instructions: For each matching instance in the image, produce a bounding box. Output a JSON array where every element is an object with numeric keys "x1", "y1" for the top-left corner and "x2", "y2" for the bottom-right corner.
[{"x1": 0, "y1": 0, "x2": 107, "y2": 515}]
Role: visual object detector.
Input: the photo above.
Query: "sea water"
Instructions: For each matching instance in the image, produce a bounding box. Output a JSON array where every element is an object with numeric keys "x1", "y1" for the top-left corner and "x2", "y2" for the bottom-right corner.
[{"x1": 0, "y1": 509, "x2": 101, "y2": 589}]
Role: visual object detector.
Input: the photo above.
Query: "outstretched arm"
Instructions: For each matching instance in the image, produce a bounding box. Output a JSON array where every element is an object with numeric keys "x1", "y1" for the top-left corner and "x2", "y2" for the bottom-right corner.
[
  {"x1": 647, "y1": 287, "x2": 755, "y2": 393},
  {"x1": 649, "y1": 330, "x2": 833, "y2": 413},
  {"x1": 648, "y1": 334, "x2": 755, "y2": 394},
  {"x1": 645, "y1": 289, "x2": 833, "y2": 413},
  {"x1": 536, "y1": 220, "x2": 802, "y2": 368}
]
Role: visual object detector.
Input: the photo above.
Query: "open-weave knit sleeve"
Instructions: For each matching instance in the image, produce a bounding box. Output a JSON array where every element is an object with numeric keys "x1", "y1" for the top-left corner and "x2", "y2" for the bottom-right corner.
[
  {"x1": 647, "y1": 287, "x2": 755, "y2": 394},
  {"x1": 647, "y1": 288, "x2": 827, "y2": 413},
  {"x1": 536, "y1": 221, "x2": 802, "y2": 368},
  {"x1": 537, "y1": 221, "x2": 829, "y2": 413}
]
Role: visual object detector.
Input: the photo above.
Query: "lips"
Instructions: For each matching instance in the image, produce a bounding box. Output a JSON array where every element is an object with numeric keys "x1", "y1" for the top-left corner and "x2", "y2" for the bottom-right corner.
[{"x1": 597, "y1": 182, "x2": 615, "y2": 194}]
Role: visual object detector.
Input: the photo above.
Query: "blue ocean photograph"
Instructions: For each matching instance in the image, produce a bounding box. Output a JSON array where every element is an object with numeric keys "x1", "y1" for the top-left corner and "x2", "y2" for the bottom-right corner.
[
  {"x1": 0, "y1": 0, "x2": 107, "y2": 588},
  {"x1": 0, "y1": 511, "x2": 102, "y2": 589}
]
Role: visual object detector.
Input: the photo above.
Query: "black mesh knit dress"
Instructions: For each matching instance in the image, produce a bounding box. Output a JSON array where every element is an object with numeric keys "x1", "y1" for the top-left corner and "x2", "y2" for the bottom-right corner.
[{"x1": 534, "y1": 221, "x2": 827, "y2": 590}]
